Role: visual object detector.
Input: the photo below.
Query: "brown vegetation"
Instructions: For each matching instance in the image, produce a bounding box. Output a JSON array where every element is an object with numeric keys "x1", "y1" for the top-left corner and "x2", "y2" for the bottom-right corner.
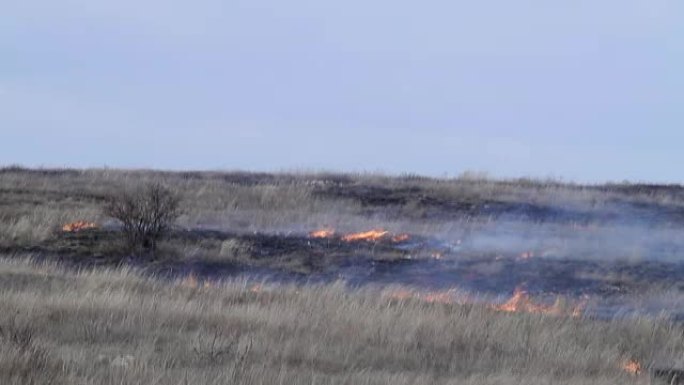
[
  {"x1": 0, "y1": 256, "x2": 675, "y2": 384},
  {"x1": 104, "y1": 182, "x2": 181, "y2": 253},
  {"x1": 2, "y1": 167, "x2": 684, "y2": 383},
  {"x1": 2, "y1": 166, "x2": 683, "y2": 248}
]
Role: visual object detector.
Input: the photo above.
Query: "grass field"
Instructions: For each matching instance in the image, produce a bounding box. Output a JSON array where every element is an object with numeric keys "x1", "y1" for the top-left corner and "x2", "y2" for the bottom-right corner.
[
  {"x1": 2, "y1": 166, "x2": 684, "y2": 384},
  {"x1": 2, "y1": 166, "x2": 684, "y2": 247},
  {"x1": 0, "y1": 256, "x2": 673, "y2": 385}
]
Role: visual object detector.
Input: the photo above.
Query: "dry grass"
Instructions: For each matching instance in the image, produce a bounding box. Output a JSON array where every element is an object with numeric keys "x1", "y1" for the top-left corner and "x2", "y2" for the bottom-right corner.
[
  {"x1": 2, "y1": 167, "x2": 684, "y2": 383},
  {"x1": 0, "y1": 255, "x2": 678, "y2": 384},
  {"x1": 2, "y1": 166, "x2": 683, "y2": 246}
]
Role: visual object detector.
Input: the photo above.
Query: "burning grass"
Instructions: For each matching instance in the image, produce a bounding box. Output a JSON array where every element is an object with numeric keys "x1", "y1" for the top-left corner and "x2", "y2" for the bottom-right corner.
[
  {"x1": 4, "y1": 167, "x2": 684, "y2": 382},
  {"x1": 384, "y1": 286, "x2": 588, "y2": 318},
  {"x1": 309, "y1": 227, "x2": 412, "y2": 244},
  {"x1": 385, "y1": 287, "x2": 473, "y2": 305},
  {"x1": 491, "y1": 287, "x2": 587, "y2": 317},
  {"x1": 0, "y1": 256, "x2": 678, "y2": 384},
  {"x1": 62, "y1": 220, "x2": 98, "y2": 232},
  {"x1": 341, "y1": 229, "x2": 390, "y2": 242},
  {"x1": 622, "y1": 359, "x2": 642, "y2": 376},
  {"x1": 309, "y1": 228, "x2": 335, "y2": 238}
]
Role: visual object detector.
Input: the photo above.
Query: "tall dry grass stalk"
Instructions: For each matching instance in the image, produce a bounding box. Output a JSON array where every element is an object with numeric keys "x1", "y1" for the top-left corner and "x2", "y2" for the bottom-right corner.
[{"x1": 0, "y1": 255, "x2": 677, "y2": 384}]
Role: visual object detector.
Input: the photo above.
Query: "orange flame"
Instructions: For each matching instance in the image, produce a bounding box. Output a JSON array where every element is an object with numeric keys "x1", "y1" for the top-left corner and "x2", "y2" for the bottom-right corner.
[
  {"x1": 572, "y1": 296, "x2": 589, "y2": 317},
  {"x1": 422, "y1": 289, "x2": 469, "y2": 304},
  {"x1": 181, "y1": 273, "x2": 199, "y2": 288},
  {"x1": 491, "y1": 288, "x2": 584, "y2": 317},
  {"x1": 622, "y1": 359, "x2": 642, "y2": 375},
  {"x1": 517, "y1": 251, "x2": 534, "y2": 261},
  {"x1": 309, "y1": 229, "x2": 335, "y2": 238},
  {"x1": 391, "y1": 234, "x2": 410, "y2": 243},
  {"x1": 493, "y1": 288, "x2": 545, "y2": 313},
  {"x1": 342, "y1": 229, "x2": 389, "y2": 242},
  {"x1": 309, "y1": 228, "x2": 408, "y2": 243},
  {"x1": 386, "y1": 288, "x2": 414, "y2": 301},
  {"x1": 387, "y1": 286, "x2": 584, "y2": 318},
  {"x1": 180, "y1": 274, "x2": 214, "y2": 289},
  {"x1": 62, "y1": 221, "x2": 98, "y2": 232}
]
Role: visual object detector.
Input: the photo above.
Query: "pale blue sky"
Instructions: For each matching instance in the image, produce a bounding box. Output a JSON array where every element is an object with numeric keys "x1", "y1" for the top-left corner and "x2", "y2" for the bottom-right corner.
[{"x1": 2, "y1": 1, "x2": 683, "y2": 182}]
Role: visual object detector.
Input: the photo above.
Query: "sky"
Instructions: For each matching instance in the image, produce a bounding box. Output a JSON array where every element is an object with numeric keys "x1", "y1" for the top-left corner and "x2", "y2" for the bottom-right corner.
[{"x1": 2, "y1": 1, "x2": 683, "y2": 183}]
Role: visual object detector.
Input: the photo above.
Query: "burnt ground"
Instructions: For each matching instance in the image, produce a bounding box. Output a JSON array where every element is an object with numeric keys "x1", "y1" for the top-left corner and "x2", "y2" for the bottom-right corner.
[
  {"x1": 4, "y1": 169, "x2": 684, "y2": 320},
  {"x1": 10, "y1": 227, "x2": 684, "y2": 320},
  {"x1": 314, "y1": 183, "x2": 684, "y2": 225}
]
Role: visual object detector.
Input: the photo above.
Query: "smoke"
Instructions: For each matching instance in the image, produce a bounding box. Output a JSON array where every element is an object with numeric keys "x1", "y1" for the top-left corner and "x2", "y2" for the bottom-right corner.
[{"x1": 460, "y1": 219, "x2": 684, "y2": 262}]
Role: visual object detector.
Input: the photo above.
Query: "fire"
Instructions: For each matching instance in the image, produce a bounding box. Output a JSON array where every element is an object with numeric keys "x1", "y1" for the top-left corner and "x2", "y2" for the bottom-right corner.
[
  {"x1": 181, "y1": 273, "x2": 199, "y2": 288},
  {"x1": 571, "y1": 305, "x2": 583, "y2": 318},
  {"x1": 391, "y1": 234, "x2": 410, "y2": 243},
  {"x1": 309, "y1": 229, "x2": 335, "y2": 238},
  {"x1": 342, "y1": 229, "x2": 389, "y2": 242},
  {"x1": 180, "y1": 274, "x2": 214, "y2": 289},
  {"x1": 308, "y1": 228, "x2": 408, "y2": 243},
  {"x1": 517, "y1": 251, "x2": 534, "y2": 261},
  {"x1": 384, "y1": 286, "x2": 586, "y2": 319},
  {"x1": 493, "y1": 288, "x2": 546, "y2": 313},
  {"x1": 491, "y1": 287, "x2": 584, "y2": 317},
  {"x1": 386, "y1": 288, "x2": 414, "y2": 301},
  {"x1": 622, "y1": 359, "x2": 642, "y2": 375},
  {"x1": 422, "y1": 289, "x2": 469, "y2": 304},
  {"x1": 62, "y1": 221, "x2": 98, "y2": 232},
  {"x1": 571, "y1": 296, "x2": 589, "y2": 317}
]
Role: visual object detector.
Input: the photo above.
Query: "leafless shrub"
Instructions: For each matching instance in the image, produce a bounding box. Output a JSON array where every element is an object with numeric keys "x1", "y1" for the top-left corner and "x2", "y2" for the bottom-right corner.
[{"x1": 104, "y1": 182, "x2": 181, "y2": 253}]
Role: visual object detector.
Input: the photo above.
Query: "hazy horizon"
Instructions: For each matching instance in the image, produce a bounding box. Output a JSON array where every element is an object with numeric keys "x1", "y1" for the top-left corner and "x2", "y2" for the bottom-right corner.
[{"x1": 3, "y1": 1, "x2": 683, "y2": 183}]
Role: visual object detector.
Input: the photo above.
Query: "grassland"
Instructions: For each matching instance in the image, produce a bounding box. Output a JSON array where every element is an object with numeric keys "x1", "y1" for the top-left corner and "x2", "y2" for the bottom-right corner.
[
  {"x1": 2, "y1": 166, "x2": 684, "y2": 384},
  {"x1": 0, "y1": 256, "x2": 674, "y2": 385},
  {"x1": 3, "y1": 166, "x2": 684, "y2": 247}
]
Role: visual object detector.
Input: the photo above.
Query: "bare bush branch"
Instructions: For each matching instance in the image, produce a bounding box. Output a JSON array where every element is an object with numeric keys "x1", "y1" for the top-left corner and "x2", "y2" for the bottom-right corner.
[{"x1": 104, "y1": 183, "x2": 181, "y2": 253}]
